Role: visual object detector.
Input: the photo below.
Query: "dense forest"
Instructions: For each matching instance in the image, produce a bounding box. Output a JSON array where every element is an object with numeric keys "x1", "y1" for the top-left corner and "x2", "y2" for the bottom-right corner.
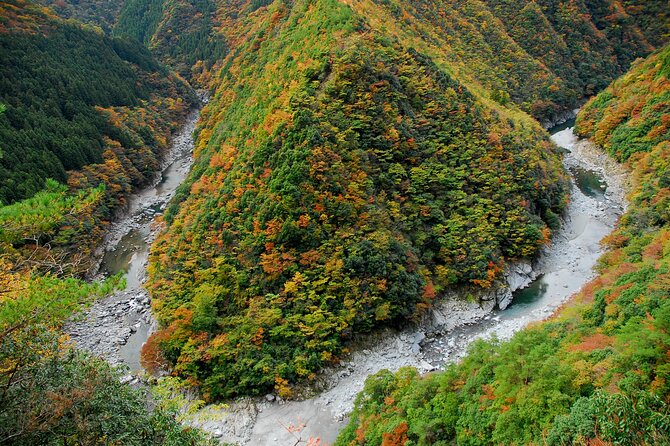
[
  {"x1": 0, "y1": 0, "x2": 197, "y2": 274},
  {"x1": 576, "y1": 44, "x2": 670, "y2": 162},
  {"x1": 0, "y1": 0, "x2": 195, "y2": 204},
  {"x1": 140, "y1": 0, "x2": 667, "y2": 400},
  {"x1": 39, "y1": 0, "x2": 667, "y2": 111},
  {"x1": 338, "y1": 0, "x2": 662, "y2": 122},
  {"x1": 144, "y1": 0, "x2": 566, "y2": 399},
  {"x1": 1, "y1": 0, "x2": 669, "y2": 444},
  {"x1": 157, "y1": 0, "x2": 657, "y2": 115},
  {"x1": 0, "y1": 4, "x2": 211, "y2": 443},
  {"x1": 336, "y1": 43, "x2": 670, "y2": 446},
  {"x1": 34, "y1": 0, "x2": 230, "y2": 83},
  {"x1": 35, "y1": 0, "x2": 122, "y2": 32},
  {"x1": 114, "y1": 0, "x2": 229, "y2": 81}
]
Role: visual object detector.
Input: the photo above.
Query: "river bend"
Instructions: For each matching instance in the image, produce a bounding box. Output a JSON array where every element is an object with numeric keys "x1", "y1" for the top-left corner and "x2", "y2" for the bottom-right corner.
[{"x1": 65, "y1": 114, "x2": 628, "y2": 445}]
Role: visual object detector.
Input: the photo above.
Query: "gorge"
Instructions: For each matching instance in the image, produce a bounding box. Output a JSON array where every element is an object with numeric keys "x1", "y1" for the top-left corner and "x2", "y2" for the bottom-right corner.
[
  {"x1": 66, "y1": 112, "x2": 631, "y2": 445},
  {"x1": 0, "y1": 1, "x2": 668, "y2": 445}
]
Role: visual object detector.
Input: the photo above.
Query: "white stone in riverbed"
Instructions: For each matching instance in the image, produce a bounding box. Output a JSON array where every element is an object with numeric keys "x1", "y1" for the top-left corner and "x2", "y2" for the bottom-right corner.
[
  {"x1": 496, "y1": 289, "x2": 514, "y2": 310},
  {"x1": 119, "y1": 375, "x2": 133, "y2": 384}
]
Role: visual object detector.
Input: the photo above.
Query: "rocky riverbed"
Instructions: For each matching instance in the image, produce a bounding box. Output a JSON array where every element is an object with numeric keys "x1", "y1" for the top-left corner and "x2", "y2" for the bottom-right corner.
[{"x1": 64, "y1": 105, "x2": 202, "y2": 377}]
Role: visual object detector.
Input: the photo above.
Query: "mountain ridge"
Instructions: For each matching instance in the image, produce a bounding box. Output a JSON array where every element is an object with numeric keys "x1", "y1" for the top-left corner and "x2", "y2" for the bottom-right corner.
[{"x1": 143, "y1": 0, "x2": 574, "y2": 399}]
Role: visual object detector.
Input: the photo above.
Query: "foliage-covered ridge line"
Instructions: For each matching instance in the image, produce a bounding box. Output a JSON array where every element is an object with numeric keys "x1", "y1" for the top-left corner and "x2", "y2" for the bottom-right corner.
[{"x1": 144, "y1": 0, "x2": 569, "y2": 400}]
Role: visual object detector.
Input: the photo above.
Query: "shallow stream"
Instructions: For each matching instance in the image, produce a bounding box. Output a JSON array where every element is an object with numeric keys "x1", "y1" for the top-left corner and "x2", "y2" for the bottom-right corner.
[{"x1": 66, "y1": 105, "x2": 201, "y2": 373}]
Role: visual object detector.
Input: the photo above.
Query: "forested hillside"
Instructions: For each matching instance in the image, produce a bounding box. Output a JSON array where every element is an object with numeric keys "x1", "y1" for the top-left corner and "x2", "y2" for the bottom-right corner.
[
  {"x1": 36, "y1": 0, "x2": 122, "y2": 32},
  {"x1": 340, "y1": 0, "x2": 660, "y2": 122},
  {"x1": 576, "y1": 44, "x2": 670, "y2": 162},
  {"x1": 139, "y1": 0, "x2": 669, "y2": 401},
  {"x1": 336, "y1": 44, "x2": 670, "y2": 446},
  {"x1": 0, "y1": 0, "x2": 195, "y2": 204},
  {"x1": 96, "y1": 0, "x2": 662, "y2": 120},
  {"x1": 32, "y1": 0, "x2": 229, "y2": 82},
  {"x1": 1, "y1": 0, "x2": 668, "y2": 443},
  {"x1": 0, "y1": 2, "x2": 213, "y2": 444},
  {"x1": 142, "y1": 0, "x2": 572, "y2": 400},
  {"x1": 44, "y1": 0, "x2": 663, "y2": 114},
  {"x1": 115, "y1": 0, "x2": 228, "y2": 80},
  {"x1": 619, "y1": 0, "x2": 669, "y2": 47},
  {"x1": 0, "y1": 0, "x2": 196, "y2": 274}
]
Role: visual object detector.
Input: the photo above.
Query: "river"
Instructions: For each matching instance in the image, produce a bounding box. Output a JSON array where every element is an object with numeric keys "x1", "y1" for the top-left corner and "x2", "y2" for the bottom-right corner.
[
  {"x1": 65, "y1": 105, "x2": 201, "y2": 374},
  {"x1": 65, "y1": 113, "x2": 628, "y2": 444}
]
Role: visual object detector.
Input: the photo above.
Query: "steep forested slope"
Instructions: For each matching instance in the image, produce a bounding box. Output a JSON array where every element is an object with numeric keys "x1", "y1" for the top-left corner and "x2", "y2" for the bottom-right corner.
[
  {"x1": 0, "y1": 3, "x2": 214, "y2": 444},
  {"x1": 621, "y1": 0, "x2": 669, "y2": 47},
  {"x1": 54, "y1": 0, "x2": 659, "y2": 116},
  {"x1": 107, "y1": 0, "x2": 661, "y2": 119},
  {"x1": 143, "y1": 0, "x2": 570, "y2": 399},
  {"x1": 33, "y1": 0, "x2": 230, "y2": 82},
  {"x1": 0, "y1": 0, "x2": 196, "y2": 273},
  {"x1": 0, "y1": 0, "x2": 195, "y2": 205},
  {"x1": 576, "y1": 44, "x2": 670, "y2": 162},
  {"x1": 114, "y1": 0, "x2": 228, "y2": 81},
  {"x1": 35, "y1": 0, "x2": 122, "y2": 32},
  {"x1": 341, "y1": 0, "x2": 657, "y2": 122},
  {"x1": 336, "y1": 44, "x2": 670, "y2": 446}
]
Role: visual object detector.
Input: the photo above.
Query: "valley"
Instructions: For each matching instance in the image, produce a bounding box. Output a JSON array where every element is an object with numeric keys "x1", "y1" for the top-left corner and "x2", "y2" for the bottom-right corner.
[
  {"x1": 65, "y1": 111, "x2": 631, "y2": 445},
  {"x1": 0, "y1": 1, "x2": 667, "y2": 445},
  {"x1": 178, "y1": 118, "x2": 632, "y2": 445},
  {"x1": 65, "y1": 105, "x2": 203, "y2": 373}
]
